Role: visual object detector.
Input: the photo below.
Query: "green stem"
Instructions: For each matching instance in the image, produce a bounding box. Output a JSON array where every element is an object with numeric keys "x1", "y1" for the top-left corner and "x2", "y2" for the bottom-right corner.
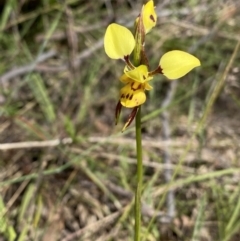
[
  {"x1": 134, "y1": 106, "x2": 143, "y2": 241},
  {"x1": 133, "y1": 12, "x2": 144, "y2": 240}
]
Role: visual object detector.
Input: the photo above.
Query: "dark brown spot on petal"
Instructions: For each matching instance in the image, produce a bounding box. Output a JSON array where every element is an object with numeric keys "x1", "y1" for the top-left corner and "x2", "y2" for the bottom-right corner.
[
  {"x1": 129, "y1": 94, "x2": 133, "y2": 100},
  {"x1": 126, "y1": 93, "x2": 129, "y2": 99},
  {"x1": 150, "y1": 14, "x2": 155, "y2": 22}
]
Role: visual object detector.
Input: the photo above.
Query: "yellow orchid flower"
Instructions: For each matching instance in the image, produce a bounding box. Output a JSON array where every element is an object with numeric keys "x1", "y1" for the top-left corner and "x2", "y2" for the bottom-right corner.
[{"x1": 103, "y1": 1, "x2": 201, "y2": 130}]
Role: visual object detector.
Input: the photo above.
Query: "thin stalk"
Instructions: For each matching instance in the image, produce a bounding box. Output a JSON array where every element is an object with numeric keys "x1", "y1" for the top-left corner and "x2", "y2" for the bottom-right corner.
[
  {"x1": 134, "y1": 106, "x2": 143, "y2": 241},
  {"x1": 133, "y1": 10, "x2": 144, "y2": 241}
]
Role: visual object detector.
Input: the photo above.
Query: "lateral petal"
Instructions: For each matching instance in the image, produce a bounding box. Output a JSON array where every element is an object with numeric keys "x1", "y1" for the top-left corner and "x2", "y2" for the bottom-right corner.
[
  {"x1": 159, "y1": 50, "x2": 201, "y2": 80},
  {"x1": 104, "y1": 24, "x2": 135, "y2": 59}
]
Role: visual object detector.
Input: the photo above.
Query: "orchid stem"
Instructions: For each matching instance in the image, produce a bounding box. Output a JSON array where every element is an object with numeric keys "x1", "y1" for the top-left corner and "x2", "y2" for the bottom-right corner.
[
  {"x1": 134, "y1": 106, "x2": 143, "y2": 241},
  {"x1": 133, "y1": 10, "x2": 144, "y2": 240}
]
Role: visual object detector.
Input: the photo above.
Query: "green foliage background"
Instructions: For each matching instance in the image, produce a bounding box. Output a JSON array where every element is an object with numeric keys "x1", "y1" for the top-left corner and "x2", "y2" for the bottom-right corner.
[{"x1": 0, "y1": 0, "x2": 240, "y2": 240}]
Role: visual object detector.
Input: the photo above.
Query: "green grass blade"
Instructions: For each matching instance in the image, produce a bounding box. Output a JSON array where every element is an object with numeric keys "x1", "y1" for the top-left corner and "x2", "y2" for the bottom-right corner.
[
  {"x1": 192, "y1": 194, "x2": 206, "y2": 241},
  {"x1": 28, "y1": 74, "x2": 56, "y2": 122}
]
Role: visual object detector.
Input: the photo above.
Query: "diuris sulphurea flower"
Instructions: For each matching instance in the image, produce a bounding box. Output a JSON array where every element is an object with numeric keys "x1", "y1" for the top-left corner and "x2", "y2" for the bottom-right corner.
[{"x1": 104, "y1": 0, "x2": 201, "y2": 131}]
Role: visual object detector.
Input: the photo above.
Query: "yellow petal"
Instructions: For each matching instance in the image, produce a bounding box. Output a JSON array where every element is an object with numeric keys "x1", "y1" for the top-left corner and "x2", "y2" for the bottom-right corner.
[
  {"x1": 159, "y1": 50, "x2": 201, "y2": 80},
  {"x1": 120, "y1": 82, "x2": 146, "y2": 108},
  {"x1": 104, "y1": 23, "x2": 135, "y2": 59},
  {"x1": 144, "y1": 82, "x2": 153, "y2": 90},
  {"x1": 124, "y1": 65, "x2": 150, "y2": 83},
  {"x1": 142, "y1": 0, "x2": 157, "y2": 34},
  {"x1": 119, "y1": 74, "x2": 131, "y2": 84}
]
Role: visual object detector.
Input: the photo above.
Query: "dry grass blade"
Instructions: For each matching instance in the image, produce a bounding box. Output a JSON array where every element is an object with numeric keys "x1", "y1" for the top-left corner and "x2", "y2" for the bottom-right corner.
[{"x1": 61, "y1": 208, "x2": 124, "y2": 241}]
